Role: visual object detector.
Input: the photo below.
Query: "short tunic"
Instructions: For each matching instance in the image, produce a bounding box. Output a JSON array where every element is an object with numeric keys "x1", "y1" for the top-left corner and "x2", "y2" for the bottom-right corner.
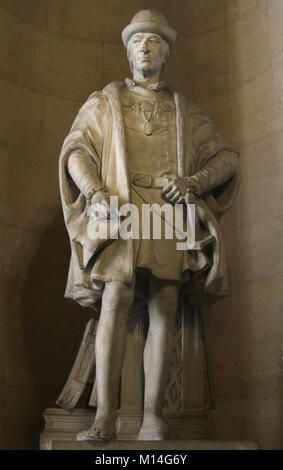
[{"x1": 121, "y1": 83, "x2": 210, "y2": 282}]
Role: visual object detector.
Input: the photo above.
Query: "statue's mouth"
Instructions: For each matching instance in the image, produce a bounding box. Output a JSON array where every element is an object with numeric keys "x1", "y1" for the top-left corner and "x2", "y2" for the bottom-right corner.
[{"x1": 140, "y1": 57, "x2": 151, "y2": 63}]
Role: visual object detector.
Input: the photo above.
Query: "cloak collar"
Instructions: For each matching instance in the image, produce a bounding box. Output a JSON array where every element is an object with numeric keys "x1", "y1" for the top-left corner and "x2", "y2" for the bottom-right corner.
[{"x1": 125, "y1": 77, "x2": 167, "y2": 92}]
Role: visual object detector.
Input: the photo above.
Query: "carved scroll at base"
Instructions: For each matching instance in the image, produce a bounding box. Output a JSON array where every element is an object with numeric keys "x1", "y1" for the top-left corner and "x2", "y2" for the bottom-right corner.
[{"x1": 56, "y1": 319, "x2": 97, "y2": 411}]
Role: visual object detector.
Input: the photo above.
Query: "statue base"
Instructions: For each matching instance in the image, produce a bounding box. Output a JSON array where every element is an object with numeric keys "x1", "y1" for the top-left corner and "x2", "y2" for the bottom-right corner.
[
  {"x1": 42, "y1": 440, "x2": 259, "y2": 450},
  {"x1": 40, "y1": 408, "x2": 258, "y2": 450}
]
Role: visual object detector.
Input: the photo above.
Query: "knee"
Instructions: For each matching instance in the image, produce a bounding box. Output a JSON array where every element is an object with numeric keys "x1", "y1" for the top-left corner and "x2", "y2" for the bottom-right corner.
[
  {"x1": 102, "y1": 281, "x2": 134, "y2": 313},
  {"x1": 151, "y1": 289, "x2": 179, "y2": 318},
  {"x1": 147, "y1": 294, "x2": 179, "y2": 337}
]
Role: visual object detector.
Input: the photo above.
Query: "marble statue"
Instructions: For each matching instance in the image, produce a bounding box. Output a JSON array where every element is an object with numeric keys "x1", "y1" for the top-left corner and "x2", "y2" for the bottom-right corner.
[{"x1": 58, "y1": 10, "x2": 240, "y2": 441}]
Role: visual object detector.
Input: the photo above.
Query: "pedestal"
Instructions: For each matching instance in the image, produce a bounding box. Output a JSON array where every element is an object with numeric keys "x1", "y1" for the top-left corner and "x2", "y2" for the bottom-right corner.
[{"x1": 40, "y1": 409, "x2": 259, "y2": 450}]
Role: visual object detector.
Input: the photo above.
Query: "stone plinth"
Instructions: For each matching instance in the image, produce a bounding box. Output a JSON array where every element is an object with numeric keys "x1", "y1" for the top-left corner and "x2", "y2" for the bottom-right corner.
[
  {"x1": 40, "y1": 408, "x2": 258, "y2": 450},
  {"x1": 40, "y1": 408, "x2": 210, "y2": 448},
  {"x1": 51, "y1": 441, "x2": 259, "y2": 450}
]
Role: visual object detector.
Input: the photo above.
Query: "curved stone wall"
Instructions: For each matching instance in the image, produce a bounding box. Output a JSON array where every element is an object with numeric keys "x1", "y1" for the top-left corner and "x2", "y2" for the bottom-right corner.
[
  {"x1": 0, "y1": 0, "x2": 282, "y2": 449},
  {"x1": 168, "y1": 0, "x2": 282, "y2": 451}
]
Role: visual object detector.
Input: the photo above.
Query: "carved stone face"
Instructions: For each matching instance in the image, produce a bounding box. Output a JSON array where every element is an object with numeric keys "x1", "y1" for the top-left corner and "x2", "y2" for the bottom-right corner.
[{"x1": 127, "y1": 32, "x2": 169, "y2": 78}]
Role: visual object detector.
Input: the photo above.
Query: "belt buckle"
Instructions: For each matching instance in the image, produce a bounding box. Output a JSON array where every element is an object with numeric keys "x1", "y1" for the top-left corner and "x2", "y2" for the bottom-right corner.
[{"x1": 133, "y1": 173, "x2": 153, "y2": 188}]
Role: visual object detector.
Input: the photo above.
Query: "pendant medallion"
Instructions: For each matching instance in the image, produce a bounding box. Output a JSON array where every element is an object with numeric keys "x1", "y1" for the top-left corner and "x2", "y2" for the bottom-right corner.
[{"x1": 143, "y1": 122, "x2": 153, "y2": 136}]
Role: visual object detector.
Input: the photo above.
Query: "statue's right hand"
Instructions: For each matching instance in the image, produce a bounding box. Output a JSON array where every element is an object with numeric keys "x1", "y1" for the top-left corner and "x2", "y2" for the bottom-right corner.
[
  {"x1": 90, "y1": 190, "x2": 111, "y2": 219},
  {"x1": 91, "y1": 190, "x2": 110, "y2": 206}
]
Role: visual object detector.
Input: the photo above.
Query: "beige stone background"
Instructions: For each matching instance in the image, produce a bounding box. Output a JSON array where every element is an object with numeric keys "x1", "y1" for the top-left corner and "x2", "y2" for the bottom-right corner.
[{"x1": 0, "y1": 0, "x2": 282, "y2": 450}]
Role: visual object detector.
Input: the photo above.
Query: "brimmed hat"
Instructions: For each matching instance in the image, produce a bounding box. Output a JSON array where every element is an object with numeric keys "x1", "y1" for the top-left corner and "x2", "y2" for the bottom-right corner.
[{"x1": 122, "y1": 10, "x2": 177, "y2": 48}]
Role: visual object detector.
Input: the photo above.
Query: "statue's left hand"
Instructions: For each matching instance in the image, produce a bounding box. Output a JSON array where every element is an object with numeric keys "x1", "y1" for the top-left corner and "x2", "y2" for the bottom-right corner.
[{"x1": 161, "y1": 175, "x2": 195, "y2": 204}]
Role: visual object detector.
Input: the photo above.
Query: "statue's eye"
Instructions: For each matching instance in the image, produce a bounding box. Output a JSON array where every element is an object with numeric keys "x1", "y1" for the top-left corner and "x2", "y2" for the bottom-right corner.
[{"x1": 149, "y1": 37, "x2": 160, "y2": 43}]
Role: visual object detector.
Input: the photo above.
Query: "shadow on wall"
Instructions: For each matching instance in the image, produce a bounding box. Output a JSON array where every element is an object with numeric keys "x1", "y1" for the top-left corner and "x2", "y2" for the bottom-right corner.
[{"x1": 16, "y1": 204, "x2": 92, "y2": 449}]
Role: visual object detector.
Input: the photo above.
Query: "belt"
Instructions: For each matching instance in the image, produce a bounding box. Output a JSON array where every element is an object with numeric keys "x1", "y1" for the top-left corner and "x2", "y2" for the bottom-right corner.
[{"x1": 131, "y1": 173, "x2": 170, "y2": 189}]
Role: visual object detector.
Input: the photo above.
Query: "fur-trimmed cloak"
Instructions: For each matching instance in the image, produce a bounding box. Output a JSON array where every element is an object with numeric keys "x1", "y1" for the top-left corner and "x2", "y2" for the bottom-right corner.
[{"x1": 59, "y1": 81, "x2": 240, "y2": 312}]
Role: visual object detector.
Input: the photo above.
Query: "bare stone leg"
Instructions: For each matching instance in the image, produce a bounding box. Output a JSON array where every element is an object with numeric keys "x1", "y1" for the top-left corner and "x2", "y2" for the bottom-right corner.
[
  {"x1": 138, "y1": 275, "x2": 181, "y2": 440},
  {"x1": 77, "y1": 280, "x2": 135, "y2": 441}
]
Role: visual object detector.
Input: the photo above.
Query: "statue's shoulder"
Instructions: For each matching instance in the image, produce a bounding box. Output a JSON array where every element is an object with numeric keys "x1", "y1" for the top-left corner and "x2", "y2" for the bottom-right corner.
[
  {"x1": 169, "y1": 87, "x2": 209, "y2": 119},
  {"x1": 70, "y1": 91, "x2": 109, "y2": 131},
  {"x1": 85, "y1": 90, "x2": 109, "y2": 109},
  {"x1": 183, "y1": 97, "x2": 207, "y2": 117},
  {"x1": 182, "y1": 96, "x2": 215, "y2": 127},
  {"x1": 73, "y1": 82, "x2": 124, "y2": 128},
  {"x1": 85, "y1": 81, "x2": 124, "y2": 107},
  {"x1": 73, "y1": 90, "x2": 110, "y2": 124}
]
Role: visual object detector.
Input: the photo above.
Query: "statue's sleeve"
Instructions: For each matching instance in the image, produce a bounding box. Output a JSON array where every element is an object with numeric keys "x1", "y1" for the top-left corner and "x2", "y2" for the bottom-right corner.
[
  {"x1": 59, "y1": 92, "x2": 109, "y2": 240},
  {"x1": 187, "y1": 102, "x2": 240, "y2": 217},
  {"x1": 59, "y1": 92, "x2": 108, "y2": 224},
  {"x1": 189, "y1": 150, "x2": 239, "y2": 196},
  {"x1": 68, "y1": 151, "x2": 103, "y2": 200}
]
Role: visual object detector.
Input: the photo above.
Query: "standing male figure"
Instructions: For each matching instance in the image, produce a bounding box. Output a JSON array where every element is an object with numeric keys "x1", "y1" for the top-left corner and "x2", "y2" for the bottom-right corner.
[{"x1": 59, "y1": 10, "x2": 240, "y2": 441}]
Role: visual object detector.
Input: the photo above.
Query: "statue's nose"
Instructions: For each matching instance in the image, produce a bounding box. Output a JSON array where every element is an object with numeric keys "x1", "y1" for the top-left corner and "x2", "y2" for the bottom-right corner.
[{"x1": 141, "y1": 41, "x2": 149, "y2": 53}]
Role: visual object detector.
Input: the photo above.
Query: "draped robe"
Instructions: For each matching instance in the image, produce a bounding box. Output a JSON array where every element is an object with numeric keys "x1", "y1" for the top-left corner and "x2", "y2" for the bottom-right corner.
[{"x1": 59, "y1": 81, "x2": 240, "y2": 313}]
